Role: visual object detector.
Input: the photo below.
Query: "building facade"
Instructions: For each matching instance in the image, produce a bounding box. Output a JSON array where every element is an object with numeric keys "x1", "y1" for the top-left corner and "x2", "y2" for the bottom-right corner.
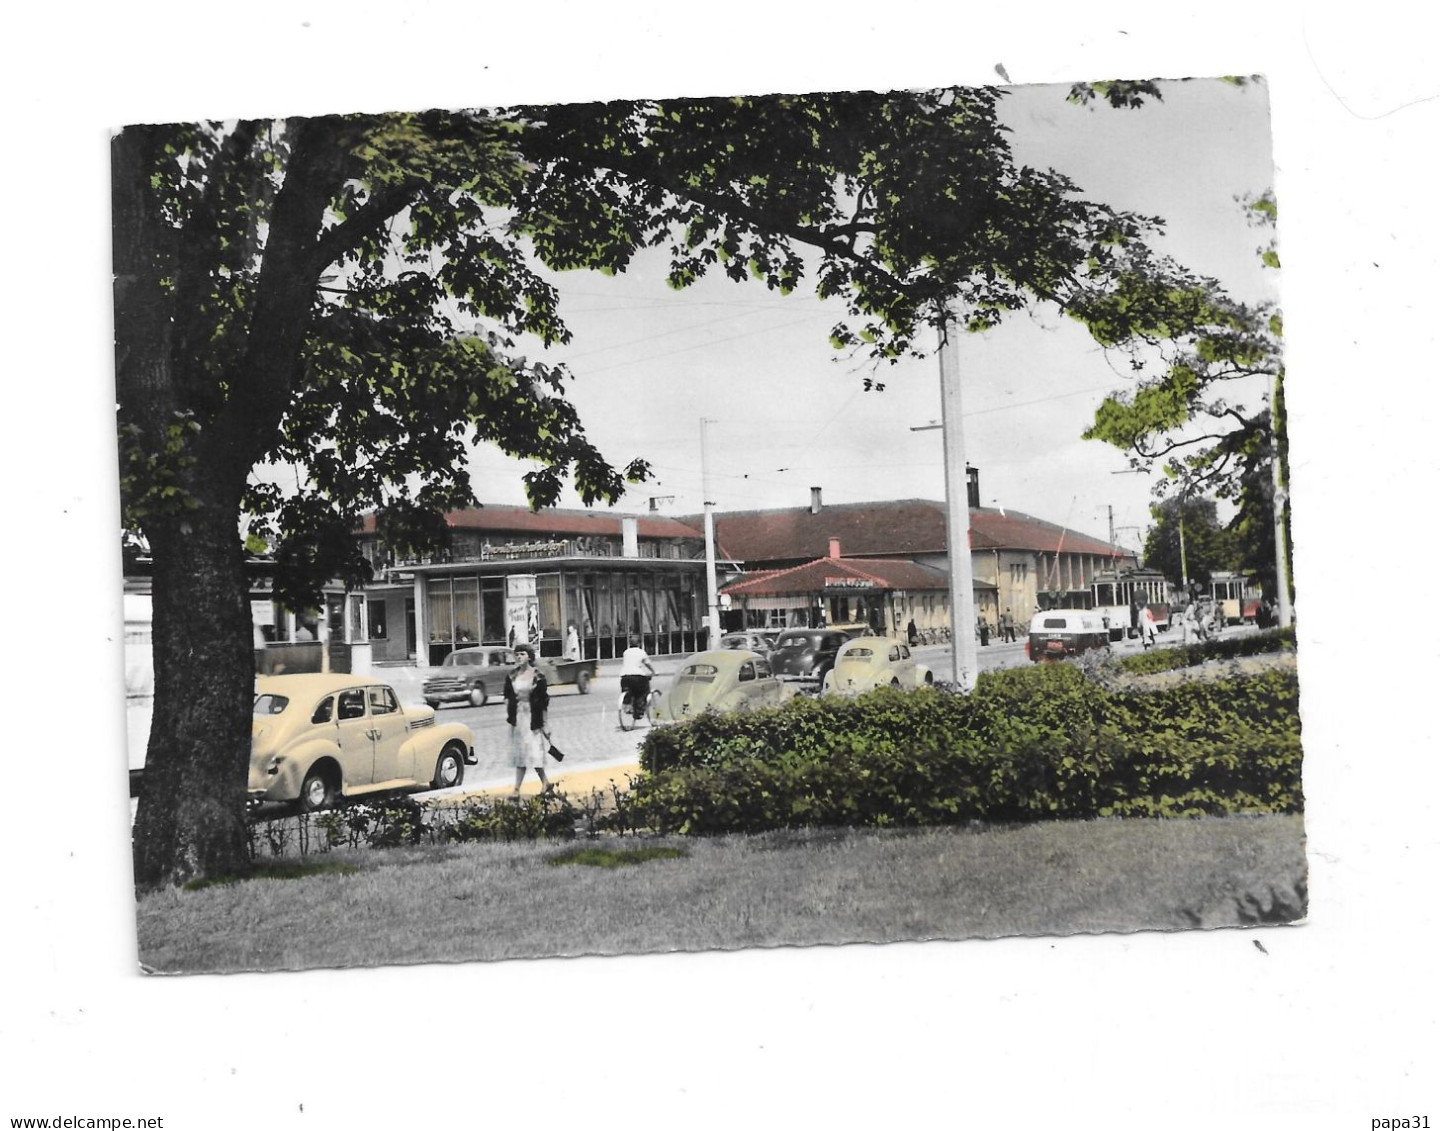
[
  {"x1": 699, "y1": 486, "x2": 1137, "y2": 639},
  {"x1": 357, "y1": 506, "x2": 715, "y2": 664}
]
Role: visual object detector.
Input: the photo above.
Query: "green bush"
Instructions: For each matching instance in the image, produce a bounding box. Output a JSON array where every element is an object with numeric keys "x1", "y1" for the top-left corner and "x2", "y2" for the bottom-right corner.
[{"x1": 612, "y1": 663, "x2": 1303, "y2": 835}]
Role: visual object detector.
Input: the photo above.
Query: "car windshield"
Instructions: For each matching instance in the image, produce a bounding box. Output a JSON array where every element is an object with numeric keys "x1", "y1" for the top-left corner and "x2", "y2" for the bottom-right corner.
[
  {"x1": 677, "y1": 664, "x2": 718, "y2": 682},
  {"x1": 253, "y1": 693, "x2": 289, "y2": 716},
  {"x1": 449, "y1": 652, "x2": 483, "y2": 666},
  {"x1": 775, "y1": 636, "x2": 811, "y2": 650},
  {"x1": 840, "y1": 648, "x2": 874, "y2": 661},
  {"x1": 720, "y1": 638, "x2": 747, "y2": 649},
  {"x1": 1042, "y1": 618, "x2": 1069, "y2": 629}
]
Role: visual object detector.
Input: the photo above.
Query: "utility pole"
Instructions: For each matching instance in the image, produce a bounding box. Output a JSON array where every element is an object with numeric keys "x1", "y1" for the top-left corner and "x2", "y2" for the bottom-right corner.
[
  {"x1": 937, "y1": 315, "x2": 978, "y2": 692},
  {"x1": 1271, "y1": 371, "x2": 1294, "y2": 628},
  {"x1": 699, "y1": 417, "x2": 721, "y2": 649}
]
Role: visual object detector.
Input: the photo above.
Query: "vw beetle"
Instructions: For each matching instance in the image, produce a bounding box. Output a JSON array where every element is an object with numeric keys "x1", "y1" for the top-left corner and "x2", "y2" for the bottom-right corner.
[
  {"x1": 652, "y1": 649, "x2": 796, "y2": 722},
  {"x1": 821, "y1": 635, "x2": 933, "y2": 695}
]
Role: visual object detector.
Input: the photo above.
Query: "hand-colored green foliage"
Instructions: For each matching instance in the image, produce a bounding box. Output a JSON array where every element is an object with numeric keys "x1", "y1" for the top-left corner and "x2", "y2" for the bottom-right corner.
[{"x1": 619, "y1": 661, "x2": 1301, "y2": 835}]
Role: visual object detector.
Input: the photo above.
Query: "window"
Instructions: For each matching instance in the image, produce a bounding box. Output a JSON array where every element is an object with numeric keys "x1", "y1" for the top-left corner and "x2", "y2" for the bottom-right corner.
[
  {"x1": 253, "y1": 694, "x2": 289, "y2": 716},
  {"x1": 899, "y1": 644, "x2": 911, "y2": 659},
  {"x1": 1011, "y1": 562, "x2": 1029, "y2": 585},
  {"x1": 889, "y1": 646, "x2": 901, "y2": 662},
  {"x1": 755, "y1": 660, "x2": 772, "y2": 678},
  {"x1": 310, "y1": 697, "x2": 333, "y2": 724},
  {"x1": 368, "y1": 686, "x2": 398, "y2": 715},
  {"x1": 338, "y1": 689, "x2": 367, "y2": 720},
  {"x1": 738, "y1": 661, "x2": 756, "y2": 682}
]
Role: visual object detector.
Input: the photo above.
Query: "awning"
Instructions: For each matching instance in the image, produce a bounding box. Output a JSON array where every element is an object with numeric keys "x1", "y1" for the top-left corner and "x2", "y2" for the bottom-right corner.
[{"x1": 742, "y1": 596, "x2": 812, "y2": 611}]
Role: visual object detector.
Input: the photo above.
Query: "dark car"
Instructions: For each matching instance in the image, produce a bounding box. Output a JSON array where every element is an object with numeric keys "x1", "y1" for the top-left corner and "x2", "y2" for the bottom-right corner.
[
  {"x1": 717, "y1": 630, "x2": 779, "y2": 657},
  {"x1": 767, "y1": 629, "x2": 850, "y2": 684}
]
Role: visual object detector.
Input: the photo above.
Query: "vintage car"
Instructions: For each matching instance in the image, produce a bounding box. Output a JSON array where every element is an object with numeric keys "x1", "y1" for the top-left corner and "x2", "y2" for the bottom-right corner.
[
  {"x1": 766, "y1": 629, "x2": 852, "y2": 684},
  {"x1": 717, "y1": 630, "x2": 779, "y2": 656},
  {"x1": 1026, "y1": 610, "x2": 1111, "y2": 663},
  {"x1": 421, "y1": 645, "x2": 598, "y2": 708},
  {"x1": 251, "y1": 673, "x2": 477, "y2": 811},
  {"x1": 821, "y1": 635, "x2": 933, "y2": 695},
  {"x1": 652, "y1": 649, "x2": 797, "y2": 722}
]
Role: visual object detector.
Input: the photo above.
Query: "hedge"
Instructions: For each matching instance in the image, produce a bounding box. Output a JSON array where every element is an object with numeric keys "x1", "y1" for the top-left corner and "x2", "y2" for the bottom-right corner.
[
  {"x1": 1114, "y1": 625, "x2": 1296, "y2": 676},
  {"x1": 618, "y1": 662, "x2": 1302, "y2": 835}
]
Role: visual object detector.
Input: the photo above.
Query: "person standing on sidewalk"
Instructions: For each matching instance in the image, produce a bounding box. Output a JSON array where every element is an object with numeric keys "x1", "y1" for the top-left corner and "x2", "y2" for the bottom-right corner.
[{"x1": 504, "y1": 643, "x2": 553, "y2": 798}]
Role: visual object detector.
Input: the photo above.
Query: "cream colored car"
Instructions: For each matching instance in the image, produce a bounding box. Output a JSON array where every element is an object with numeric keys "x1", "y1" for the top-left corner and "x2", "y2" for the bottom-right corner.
[
  {"x1": 652, "y1": 650, "x2": 797, "y2": 722},
  {"x1": 821, "y1": 636, "x2": 933, "y2": 695},
  {"x1": 250, "y1": 674, "x2": 476, "y2": 811}
]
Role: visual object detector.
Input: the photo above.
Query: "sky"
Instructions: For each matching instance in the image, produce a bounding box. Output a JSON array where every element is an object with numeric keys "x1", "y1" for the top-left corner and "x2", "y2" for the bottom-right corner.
[
  {"x1": 458, "y1": 77, "x2": 1279, "y2": 552},
  {"x1": 6, "y1": 4, "x2": 1439, "y2": 1128}
]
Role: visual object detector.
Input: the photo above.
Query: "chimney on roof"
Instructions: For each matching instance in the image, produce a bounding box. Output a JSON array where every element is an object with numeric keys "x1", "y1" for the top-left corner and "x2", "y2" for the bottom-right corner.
[
  {"x1": 966, "y1": 465, "x2": 981, "y2": 510},
  {"x1": 828, "y1": 537, "x2": 841, "y2": 559},
  {"x1": 810, "y1": 486, "x2": 823, "y2": 514}
]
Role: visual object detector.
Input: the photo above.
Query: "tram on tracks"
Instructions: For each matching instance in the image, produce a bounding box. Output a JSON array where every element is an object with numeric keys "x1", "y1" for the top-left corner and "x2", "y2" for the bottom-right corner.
[
  {"x1": 1207, "y1": 571, "x2": 1263, "y2": 625},
  {"x1": 1090, "y1": 568, "x2": 1173, "y2": 641}
]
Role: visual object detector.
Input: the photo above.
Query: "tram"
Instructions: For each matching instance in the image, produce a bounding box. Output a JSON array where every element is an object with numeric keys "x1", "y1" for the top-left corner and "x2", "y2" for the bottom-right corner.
[
  {"x1": 1090, "y1": 568, "x2": 1173, "y2": 641},
  {"x1": 1208, "y1": 571, "x2": 1263, "y2": 625}
]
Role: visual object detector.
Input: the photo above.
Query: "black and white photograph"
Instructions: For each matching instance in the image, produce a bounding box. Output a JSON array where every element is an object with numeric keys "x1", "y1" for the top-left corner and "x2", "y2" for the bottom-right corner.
[{"x1": 5, "y1": 5, "x2": 1438, "y2": 1129}]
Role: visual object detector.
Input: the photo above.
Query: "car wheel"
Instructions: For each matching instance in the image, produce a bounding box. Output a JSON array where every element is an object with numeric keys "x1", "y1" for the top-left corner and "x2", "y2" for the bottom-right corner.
[
  {"x1": 924, "y1": 671, "x2": 934, "y2": 685},
  {"x1": 431, "y1": 743, "x2": 466, "y2": 790},
  {"x1": 891, "y1": 677, "x2": 901, "y2": 687},
  {"x1": 298, "y1": 766, "x2": 335, "y2": 813},
  {"x1": 618, "y1": 691, "x2": 636, "y2": 731},
  {"x1": 469, "y1": 684, "x2": 488, "y2": 708},
  {"x1": 576, "y1": 669, "x2": 592, "y2": 694}
]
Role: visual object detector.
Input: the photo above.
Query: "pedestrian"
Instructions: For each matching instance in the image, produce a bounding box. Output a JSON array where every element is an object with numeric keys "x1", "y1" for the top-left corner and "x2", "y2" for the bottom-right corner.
[
  {"x1": 976, "y1": 617, "x2": 990, "y2": 647},
  {"x1": 1000, "y1": 608, "x2": 1015, "y2": 643},
  {"x1": 565, "y1": 621, "x2": 581, "y2": 660},
  {"x1": 906, "y1": 618, "x2": 918, "y2": 646},
  {"x1": 1141, "y1": 604, "x2": 1158, "y2": 649},
  {"x1": 503, "y1": 643, "x2": 554, "y2": 798}
]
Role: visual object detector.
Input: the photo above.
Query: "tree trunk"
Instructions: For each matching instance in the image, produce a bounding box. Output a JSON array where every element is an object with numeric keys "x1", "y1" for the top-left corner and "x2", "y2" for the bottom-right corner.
[{"x1": 132, "y1": 476, "x2": 256, "y2": 890}]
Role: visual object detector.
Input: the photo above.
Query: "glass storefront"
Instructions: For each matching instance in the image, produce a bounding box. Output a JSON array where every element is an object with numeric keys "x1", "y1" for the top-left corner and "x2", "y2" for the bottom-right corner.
[{"x1": 426, "y1": 565, "x2": 705, "y2": 662}]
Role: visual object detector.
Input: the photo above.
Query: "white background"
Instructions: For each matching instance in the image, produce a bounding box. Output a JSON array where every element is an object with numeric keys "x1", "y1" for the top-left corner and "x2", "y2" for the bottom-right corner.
[{"x1": 2, "y1": 4, "x2": 1436, "y2": 1128}]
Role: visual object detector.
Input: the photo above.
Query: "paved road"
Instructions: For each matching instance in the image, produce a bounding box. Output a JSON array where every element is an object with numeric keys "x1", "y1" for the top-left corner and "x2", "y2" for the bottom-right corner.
[{"x1": 401, "y1": 629, "x2": 1200, "y2": 799}]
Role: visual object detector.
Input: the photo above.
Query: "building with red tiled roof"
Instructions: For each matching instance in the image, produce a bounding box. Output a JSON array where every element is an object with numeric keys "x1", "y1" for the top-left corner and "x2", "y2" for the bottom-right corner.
[{"x1": 686, "y1": 483, "x2": 1138, "y2": 638}]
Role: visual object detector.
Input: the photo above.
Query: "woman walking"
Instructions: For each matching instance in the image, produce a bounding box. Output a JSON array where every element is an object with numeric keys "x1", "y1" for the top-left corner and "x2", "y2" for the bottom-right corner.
[{"x1": 504, "y1": 643, "x2": 554, "y2": 798}]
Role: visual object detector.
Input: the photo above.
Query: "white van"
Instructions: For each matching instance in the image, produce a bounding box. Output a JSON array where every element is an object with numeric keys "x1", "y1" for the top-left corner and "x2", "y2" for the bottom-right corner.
[{"x1": 1027, "y1": 610, "x2": 1110, "y2": 663}]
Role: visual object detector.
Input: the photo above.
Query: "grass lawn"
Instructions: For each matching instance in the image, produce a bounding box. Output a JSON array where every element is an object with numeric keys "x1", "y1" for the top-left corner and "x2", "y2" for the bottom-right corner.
[{"x1": 136, "y1": 814, "x2": 1306, "y2": 974}]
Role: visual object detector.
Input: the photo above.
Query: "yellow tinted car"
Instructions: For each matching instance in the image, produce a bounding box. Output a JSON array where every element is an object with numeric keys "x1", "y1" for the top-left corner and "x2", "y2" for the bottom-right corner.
[
  {"x1": 652, "y1": 650, "x2": 796, "y2": 722},
  {"x1": 821, "y1": 636, "x2": 933, "y2": 695},
  {"x1": 250, "y1": 674, "x2": 476, "y2": 810}
]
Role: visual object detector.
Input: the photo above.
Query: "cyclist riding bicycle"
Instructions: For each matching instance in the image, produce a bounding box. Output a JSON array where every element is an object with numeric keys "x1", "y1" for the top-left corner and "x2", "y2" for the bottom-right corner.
[{"x1": 619, "y1": 635, "x2": 656, "y2": 717}]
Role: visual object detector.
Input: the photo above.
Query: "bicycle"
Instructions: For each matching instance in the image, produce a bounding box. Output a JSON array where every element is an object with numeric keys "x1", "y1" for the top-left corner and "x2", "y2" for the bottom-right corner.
[{"x1": 618, "y1": 685, "x2": 661, "y2": 730}]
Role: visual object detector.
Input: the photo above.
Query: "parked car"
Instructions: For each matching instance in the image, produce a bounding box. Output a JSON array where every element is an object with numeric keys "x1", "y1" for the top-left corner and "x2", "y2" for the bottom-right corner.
[
  {"x1": 652, "y1": 649, "x2": 796, "y2": 722},
  {"x1": 250, "y1": 673, "x2": 477, "y2": 811},
  {"x1": 821, "y1": 635, "x2": 933, "y2": 695},
  {"x1": 1026, "y1": 610, "x2": 1111, "y2": 663},
  {"x1": 421, "y1": 645, "x2": 597, "y2": 708},
  {"x1": 717, "y1": 630, "x2": 778, "y2": 656},
  {"x1": 767, "y1": 629, "x2": 851, "y2": 684}
]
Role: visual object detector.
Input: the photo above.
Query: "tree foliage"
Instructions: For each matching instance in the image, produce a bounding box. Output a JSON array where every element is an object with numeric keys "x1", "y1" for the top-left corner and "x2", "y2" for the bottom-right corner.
[
  {"x1": 116, "y1": 87, "x2": 1177, "y2": 887},
  {"x1": 1072, "y1": 174, "x2": 1287, "y2": 592},
  {"x1": 1142, "y1": 495, "x2": 1237, "y2": 590}
]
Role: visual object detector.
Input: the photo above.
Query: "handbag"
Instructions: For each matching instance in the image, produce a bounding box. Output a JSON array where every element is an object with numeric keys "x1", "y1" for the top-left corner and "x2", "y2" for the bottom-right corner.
[{"x1": 547, "y1": 740, "x2": 565, "y2": 762}]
